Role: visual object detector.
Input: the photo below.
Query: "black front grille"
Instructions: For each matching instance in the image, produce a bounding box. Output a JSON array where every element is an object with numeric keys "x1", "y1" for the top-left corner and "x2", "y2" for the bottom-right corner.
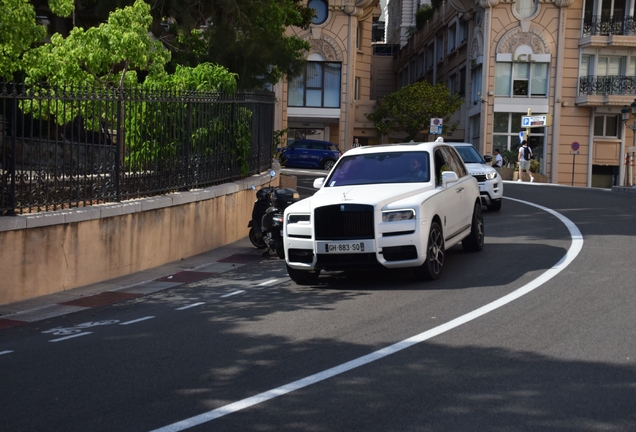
[
  {"x1": 314, "y1": 204, "x2": 374, "y2": 240},
  {"x1": 473, "y1": 174, "x2": 487, "y2": 183}
]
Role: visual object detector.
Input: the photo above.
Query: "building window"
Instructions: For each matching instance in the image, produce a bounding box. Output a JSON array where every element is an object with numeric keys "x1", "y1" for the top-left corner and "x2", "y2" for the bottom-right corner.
[
  {"x1": 448, "y1": 23, "x2": 456, "y2": 53},
  {"x1": 594, "y1": 115, "x2": 619, "y2": 137},
  {"x1": 417, "y1": 52, "x2": 424, "y2": 77},
  {"x1": 459, "y1": 67, "x2": 466, "y2": 96},
  {"x1": 459, "y1": 20, "x2": 468, "y2": 44},
  {"x1": 288, "y1": 61, "x2": 341, "y2": 107},
  {"x1": 515, "y1": 0, "x2": 537, "y2": 18},
  {"x1": 449, "y1": 73, "x2": 456, "y2": 94},
  {"x1": 471, "y1": 65, "x2": 482, "y2": 104},
  {"x1": 494, "y1": 61, "x2": 548, "y2": 97},
  {"x1": 356, "y1": 24, "x2": 361, "y2": 49},
  {"x1": 427, "y1": 44, "x2": 434, "y2": 70},
  {"x1": 354, "y1": 77, "x2": 360, "y2": 100},
  {"x1": 437, "y1": 33, "x2": 444, "y2": 61},
  {"x1": 493, "y1": 112, "x2": 544, "y2": 163},
  {"x1": 308, "y1": 0, "x2": 328, "y2": 25}
]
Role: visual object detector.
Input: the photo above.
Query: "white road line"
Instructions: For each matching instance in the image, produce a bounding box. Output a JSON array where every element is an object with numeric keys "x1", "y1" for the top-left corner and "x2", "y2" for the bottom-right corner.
[
  {"x1": 175, "y1": 302, "x2": 205, "y2": 311},
  {"x1": 221, "y1": 291, "x2": 245, "y2": 298},
  {"x1": 48, "y1": 332, "x2": 92, "y2": 342},
  {"x1": 119, "y1": 316, "x2": 156, "y2": 325},
  {"x1": 0, "y1": 350, "x2": 14, "y2": 355},
  {"x1": 258, "y1": 279, "x2": 279, "y2": 286},
  {"x1": 150, "y1": 198, "x2": 584, "y2": 432}
]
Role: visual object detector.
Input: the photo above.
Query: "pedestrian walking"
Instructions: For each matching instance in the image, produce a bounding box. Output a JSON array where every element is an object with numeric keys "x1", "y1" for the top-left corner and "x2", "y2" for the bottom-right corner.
[
  {"x1": 493, "y1": 148, "x2": 504, "y2": 168},
  {"x1": 352, "y1": 138, "x2": 361, "y2": 148},
  {"x1": 517, "y1": 140, "x2": 535, "y2": 182}
]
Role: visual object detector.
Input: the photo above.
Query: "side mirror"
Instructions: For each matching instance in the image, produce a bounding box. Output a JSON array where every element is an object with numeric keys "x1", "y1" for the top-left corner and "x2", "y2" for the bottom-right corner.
[
  {"x1": 483, "y1": 155, "x2": 493, "y2": 163},
  {"x1": 441, "y1": 171, "x2": 459, "y2": 187},
  {"x1": 313, "y1": 178, "x2": 325, "y2": 189}
]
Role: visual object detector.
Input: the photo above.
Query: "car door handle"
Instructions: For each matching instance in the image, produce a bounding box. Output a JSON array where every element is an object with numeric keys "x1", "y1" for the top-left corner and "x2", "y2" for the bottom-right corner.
[{"x1": 455, "y1": 187, "x2": 464, "y2": 193}]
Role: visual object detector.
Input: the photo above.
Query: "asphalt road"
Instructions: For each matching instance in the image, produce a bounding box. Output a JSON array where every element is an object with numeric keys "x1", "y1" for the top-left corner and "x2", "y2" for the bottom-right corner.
[{"x1": 1, "y1": 172, "x2": 635, "y2": 432}]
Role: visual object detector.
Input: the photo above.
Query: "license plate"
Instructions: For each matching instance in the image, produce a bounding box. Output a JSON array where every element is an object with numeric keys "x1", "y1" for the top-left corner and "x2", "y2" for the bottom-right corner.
[{"x1": 316, "y1": 240, "x2": 374, "y2": 254}]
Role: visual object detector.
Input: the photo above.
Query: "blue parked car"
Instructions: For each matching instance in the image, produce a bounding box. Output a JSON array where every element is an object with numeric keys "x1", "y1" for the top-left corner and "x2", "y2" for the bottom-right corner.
[{"x1": 280, "y1": 139, "x2": 342, "y2": 171}]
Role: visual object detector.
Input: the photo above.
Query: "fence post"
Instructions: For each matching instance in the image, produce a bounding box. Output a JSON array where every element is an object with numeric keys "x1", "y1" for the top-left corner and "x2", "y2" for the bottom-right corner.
[
  {"x1": 184, "y1": 101, "x2": 191, "y2": 190},
  {"x1": 6, "y1": 85, "x2": 18, "y2": 216},
  {"x1": 115, "y1": 89, "x2": 122, "y2": 202}
]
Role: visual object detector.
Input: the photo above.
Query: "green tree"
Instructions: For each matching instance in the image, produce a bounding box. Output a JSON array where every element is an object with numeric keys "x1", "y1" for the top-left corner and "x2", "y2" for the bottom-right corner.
[
  {"x1": 366, "y1": 81, "x2": 464, "y2": 141},
  {"x1": 0, "y1": 0, "x2": 73, "y2": 79},
  {"x1": 151, "y1": 0, "x2": 314, "y2": 89}
]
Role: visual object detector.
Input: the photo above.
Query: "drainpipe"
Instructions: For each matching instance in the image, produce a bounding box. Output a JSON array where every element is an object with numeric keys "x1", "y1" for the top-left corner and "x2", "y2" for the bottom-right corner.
[
  {"x1": 551, "y1": 8, "x2": 566, "y2": 185},
  {"x1": 480, "y1": 0, "x2": 494, "y2": 152},
  {"x1": 345, "y1": 14, "x2": 352, "y2": 150}
]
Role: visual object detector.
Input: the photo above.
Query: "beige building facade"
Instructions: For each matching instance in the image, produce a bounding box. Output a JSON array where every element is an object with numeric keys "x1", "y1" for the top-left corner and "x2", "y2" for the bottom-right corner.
[
  {"x1": 390, "y1": 0, "x2": 636, "y2": 188},
  {"x1": 277, "y1": 0, "x2": 384, "y2": 151}
]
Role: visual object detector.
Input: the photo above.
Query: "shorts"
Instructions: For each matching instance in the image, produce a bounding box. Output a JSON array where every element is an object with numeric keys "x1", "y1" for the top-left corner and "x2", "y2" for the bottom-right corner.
[{"x1": 519, "y1": 160, "x2": 531, "y2": 171}]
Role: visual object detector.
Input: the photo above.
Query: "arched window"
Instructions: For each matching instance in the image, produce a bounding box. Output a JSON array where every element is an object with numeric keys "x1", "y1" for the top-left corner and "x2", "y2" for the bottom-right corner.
[
  {"x1": 515, "y1": 0, "x2": 537, "y2": 18},
  {"x1": 309, "y1": 0, "x2": 328, "y2": 25}
]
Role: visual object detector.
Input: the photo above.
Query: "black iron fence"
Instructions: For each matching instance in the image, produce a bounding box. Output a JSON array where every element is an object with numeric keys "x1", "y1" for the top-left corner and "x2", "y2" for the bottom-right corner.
[
  {"x1": 0, "y1": 83, "x2": 275, "y2": 216},
  {"x1": 579, "y1": 75, "x2": 636, "y2": 95}
]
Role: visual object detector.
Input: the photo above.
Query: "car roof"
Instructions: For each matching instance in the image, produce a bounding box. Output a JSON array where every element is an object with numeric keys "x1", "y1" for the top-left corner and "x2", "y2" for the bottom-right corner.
[{"x1": 345, "y1": 137, "x2": 457, "y2": 154}]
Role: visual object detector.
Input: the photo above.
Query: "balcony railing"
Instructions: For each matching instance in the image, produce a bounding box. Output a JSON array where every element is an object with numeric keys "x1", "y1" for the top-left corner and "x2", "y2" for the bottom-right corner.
[
  {"x1": 583, "y1": 15, "x2": 636, "y2": 36},
  {"x1": 579, "y1": 75, "x2": 636, "y2": 95}
]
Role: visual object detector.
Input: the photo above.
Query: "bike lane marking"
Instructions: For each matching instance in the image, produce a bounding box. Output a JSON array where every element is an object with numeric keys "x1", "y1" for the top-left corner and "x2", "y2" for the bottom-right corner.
[
  {"x1": 150, "y1": 198, "x2": 584, "y2": 432},
  {"x1": 48, "y1": 332, "x2": 92, "y2": 343},
  {"x1": 221, "y1": 291, "x2": 245, "y2": 298},
  {"x1": 0, "y1": 350, "x2": 14, "y2": 355},
  {"x1": 120, "y1": 316, "x2": 156, "y2": 325},
  {"x1": 175, "y1": 303, "x2": 205, "y2": 311}
]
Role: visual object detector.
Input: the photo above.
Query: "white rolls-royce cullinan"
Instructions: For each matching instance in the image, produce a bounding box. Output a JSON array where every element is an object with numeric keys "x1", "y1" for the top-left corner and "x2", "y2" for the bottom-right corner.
[{"x1": 283, "y1": 137, "x2": 485, "y2": 285}]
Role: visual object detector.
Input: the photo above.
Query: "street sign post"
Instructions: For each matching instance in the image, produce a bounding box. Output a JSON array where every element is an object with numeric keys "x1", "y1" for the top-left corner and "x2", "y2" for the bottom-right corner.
[
  {"x1": 430, "y1": 118, "x2": 443, "y2": 135},
  {"x1": 570, "y1": 142, "x2": 580, "y2": 185},
  {"x1": 521, "y1": 115, "x2": 551, "y2": 128}
]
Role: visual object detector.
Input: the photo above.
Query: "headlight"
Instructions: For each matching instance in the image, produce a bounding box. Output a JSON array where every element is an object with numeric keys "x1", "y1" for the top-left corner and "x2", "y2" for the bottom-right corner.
[
  {"x1": 382, "y1": 209, "x2": 415, "y2": 222},
  {"x1": 287, "y1": 214, "x2": 310, "y2": 224},
  {"x1": 486, "y1": 171, "x2": 498, "y2": 180}
]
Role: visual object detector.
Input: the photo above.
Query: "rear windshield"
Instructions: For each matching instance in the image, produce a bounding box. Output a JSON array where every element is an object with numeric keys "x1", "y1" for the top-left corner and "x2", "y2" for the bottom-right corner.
[
  {"x1": 325, "y1": 151, "x2": 431, "y2": 186},
  {"x1": 453, "y1": 145, "x2": 485, "y2": 164}
]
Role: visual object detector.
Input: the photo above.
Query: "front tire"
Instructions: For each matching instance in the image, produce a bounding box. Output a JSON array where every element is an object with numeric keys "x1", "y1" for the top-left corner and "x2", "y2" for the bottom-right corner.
[
  {"x1": 463, "y1": 201, "x2": 485, "y2": 252},
  {"x1": 414, "y1": 221, "x2": 445, "y2": 281},
  {"x1": 487, "y1": 199, "x2": 502, "y2": 212},
  {"x1": 249, "y1": 227, "x2": 267, "y2": 249},
  {"x1": 286, "y1": 264, "x2": 321, "y2": 285}
]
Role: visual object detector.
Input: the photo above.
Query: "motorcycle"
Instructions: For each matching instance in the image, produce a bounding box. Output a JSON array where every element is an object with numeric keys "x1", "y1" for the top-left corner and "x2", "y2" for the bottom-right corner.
[{"x1": 247, "y1": 172, "x2": 300, "y2": 258}]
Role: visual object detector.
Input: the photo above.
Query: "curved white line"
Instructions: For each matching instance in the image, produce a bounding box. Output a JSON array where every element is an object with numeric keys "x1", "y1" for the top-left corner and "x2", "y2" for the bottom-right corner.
[{"x1": 150, "y1": 198, "x2": 584, "y2": 432}]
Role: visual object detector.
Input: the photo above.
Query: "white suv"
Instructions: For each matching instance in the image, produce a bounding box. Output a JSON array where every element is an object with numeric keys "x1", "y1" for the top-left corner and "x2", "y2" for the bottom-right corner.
[
  {"x1": 447, "y1": 142, "x2": 503, "y2": 211},
  {"x1": 283, "y1": 139, "x2": 484, "y2": 285}
]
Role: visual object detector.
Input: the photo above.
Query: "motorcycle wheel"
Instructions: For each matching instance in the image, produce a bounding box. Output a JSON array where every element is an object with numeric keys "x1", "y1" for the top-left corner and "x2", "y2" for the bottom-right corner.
[{"x1": 249, "y1": 227, "x2": 267, "y2": 249}]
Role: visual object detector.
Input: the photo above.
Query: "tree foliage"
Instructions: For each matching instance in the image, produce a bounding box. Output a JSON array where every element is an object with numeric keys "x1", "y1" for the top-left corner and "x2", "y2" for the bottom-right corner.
[
  {"x1": 366, "y1": 82, "x2": 464, "y2": 141},
  {"x1": 22, "y1": 0, "x2": 169, "y2": 89},
  {"x1": 0, "y1": 0, "x2": 73, "y2": 79},
  {"x1": 150, "y1": 0, "x2": 314, "y2": 89}
]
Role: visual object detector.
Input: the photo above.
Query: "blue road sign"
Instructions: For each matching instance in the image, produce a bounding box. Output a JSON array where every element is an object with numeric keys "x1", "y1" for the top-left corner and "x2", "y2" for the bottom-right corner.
[{"x1": 522, "y1": 117, "x2": 531, "y2": 127}]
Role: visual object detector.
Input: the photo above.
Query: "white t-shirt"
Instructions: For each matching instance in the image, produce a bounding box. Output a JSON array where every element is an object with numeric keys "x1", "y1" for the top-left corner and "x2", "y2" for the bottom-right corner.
[{"x1": 494, "y1": 153, "x2": 503, "y2": 166}]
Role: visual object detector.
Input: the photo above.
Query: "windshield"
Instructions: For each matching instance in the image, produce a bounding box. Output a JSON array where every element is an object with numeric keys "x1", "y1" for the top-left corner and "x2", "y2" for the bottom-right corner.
[
  {"x1": 325, "y1": 151, "x2": 431, "y2": 186},
  {"x1": 453, "y1": 145, "x2": 485, "y2": 164}
]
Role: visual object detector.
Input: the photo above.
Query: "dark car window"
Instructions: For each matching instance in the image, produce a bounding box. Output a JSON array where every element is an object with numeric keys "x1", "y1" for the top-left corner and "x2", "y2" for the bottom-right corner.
[
  {"x1": 327, "y1": 143, "x2": 339, "y2": 151},
  {"x1": 293, "y1": 141, "x2": 310, "y2": 149},
  {"x1": 453, "y1": 145, "x2": 485, "y2": 164},
  {"x1": 326, "y1": 151, "x2": 430, "y2": 186},
  {"x1": 309, "y1": 142, "x2": 327, "y2": 150}
]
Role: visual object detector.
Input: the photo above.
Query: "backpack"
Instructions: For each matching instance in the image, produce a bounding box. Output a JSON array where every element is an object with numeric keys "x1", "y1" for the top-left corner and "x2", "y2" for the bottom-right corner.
[{"x1": 523, "y1": 146, "x2": 532, "y2": 160}]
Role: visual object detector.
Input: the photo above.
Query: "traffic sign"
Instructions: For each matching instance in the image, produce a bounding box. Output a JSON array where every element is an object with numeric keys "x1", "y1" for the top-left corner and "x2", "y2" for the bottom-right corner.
[
  {"x1": 571, "y1": 142, "x2": 580, "y2": 151},
  {"x1": 570, "y1": 150, "x2": 580, "y2": 155},
  {"x1": 521, "y1": 115, "x2": 550, "y2": 127},
  {"x1": 430, "y1": 118, "x2": 443, "y2": 135}
]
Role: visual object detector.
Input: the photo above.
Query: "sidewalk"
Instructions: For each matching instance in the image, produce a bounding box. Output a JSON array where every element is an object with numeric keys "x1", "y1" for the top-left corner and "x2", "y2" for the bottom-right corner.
[{"x1": 0, "y1": 236, "x2": 264, "y2": 330}]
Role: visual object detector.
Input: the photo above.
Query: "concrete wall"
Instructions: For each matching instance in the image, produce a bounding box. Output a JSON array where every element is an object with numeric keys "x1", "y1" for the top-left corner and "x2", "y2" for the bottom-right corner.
[{"x1": 0, "y1": 168, "x2": 297, "y2": 306}]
